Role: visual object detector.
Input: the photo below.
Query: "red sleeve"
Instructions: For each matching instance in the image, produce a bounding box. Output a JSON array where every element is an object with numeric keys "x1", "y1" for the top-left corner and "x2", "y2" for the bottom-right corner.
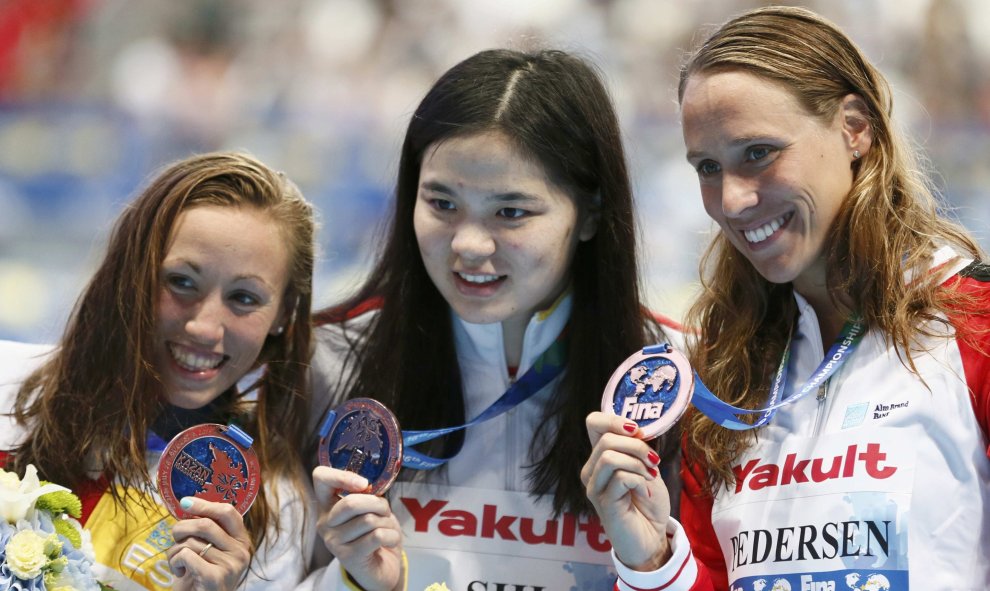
[
  {"x1": 680, "y1": 450, "x2": 729, "y2": 591},
  {"x1": 944, "y1": 266, "x2": 990, "y2": 457},
  {"x1": 75, "y1": 474, "x2": 111, "y2": 525}
]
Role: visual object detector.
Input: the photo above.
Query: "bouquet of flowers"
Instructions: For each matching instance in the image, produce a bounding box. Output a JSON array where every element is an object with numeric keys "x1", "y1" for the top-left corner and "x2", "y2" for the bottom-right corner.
[{"x1": 0, "y1": 464, "x2": 108, "y2": 591}]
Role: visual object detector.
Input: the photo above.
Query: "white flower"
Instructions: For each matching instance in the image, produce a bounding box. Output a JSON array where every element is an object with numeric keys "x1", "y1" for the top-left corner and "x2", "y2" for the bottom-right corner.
[
  {"x1": 6, "y1": 529, "x2": 52, "y2": 579},
  {"x1": 0, "y1": 464, "x2": 69, "y2": 523},
  {"x1": 0, "y1": 469, "x2": 20, "y2": 489},
  {"x1": 0, "y1": 465, "x2": 103, "y2": 590}
]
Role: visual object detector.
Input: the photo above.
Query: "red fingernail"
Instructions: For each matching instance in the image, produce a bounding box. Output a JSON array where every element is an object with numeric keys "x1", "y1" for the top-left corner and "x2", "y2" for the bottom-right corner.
[
  {"x1": 648, "y1": 467, "x2": 658, "y2": 478},
  {"x1": 648, "y1": 451, "x2": 660, "y2": 465},
  {"x1": 623, "y1": 423, "x2": 637, "y2": 433}
]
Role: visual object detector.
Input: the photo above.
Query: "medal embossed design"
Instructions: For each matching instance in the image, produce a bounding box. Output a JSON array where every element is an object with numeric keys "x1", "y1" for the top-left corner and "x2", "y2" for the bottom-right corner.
[
  {"x1": 318, "y1": 398, "x2": 403, "y2": 495},
  {"x1": 157, "y1": 423, "x2": 260, "y2": 519},
  {"x1": 601, "y1": 344, "x2": 694, "y2": 440}
]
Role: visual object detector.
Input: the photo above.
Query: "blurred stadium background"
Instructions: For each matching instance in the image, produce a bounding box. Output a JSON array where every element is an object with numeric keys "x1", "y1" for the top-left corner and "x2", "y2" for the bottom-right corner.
[{"x1": 1, "y1": 0, "x2": 989, "y2": 343}]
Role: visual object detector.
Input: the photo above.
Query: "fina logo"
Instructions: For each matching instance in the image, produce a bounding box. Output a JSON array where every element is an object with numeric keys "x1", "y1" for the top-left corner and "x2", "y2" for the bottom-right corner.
[{"x1": 619, "y1": 361, "x2": 677, "y2": 420}]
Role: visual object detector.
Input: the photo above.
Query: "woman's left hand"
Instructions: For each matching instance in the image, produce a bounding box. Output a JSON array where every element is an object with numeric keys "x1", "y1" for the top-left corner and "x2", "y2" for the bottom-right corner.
[{"x1": 167, "y1": 497, "x2": 253, "y2": 591}]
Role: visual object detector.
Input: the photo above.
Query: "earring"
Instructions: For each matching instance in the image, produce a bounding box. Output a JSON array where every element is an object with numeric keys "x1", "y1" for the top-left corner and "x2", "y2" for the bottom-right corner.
[
  {"x1": 274, "y1": 326, "x2": 285, "y2": 336},
  {"x1": 853, "y1": 150, "x2": 861, "y2": 159}
]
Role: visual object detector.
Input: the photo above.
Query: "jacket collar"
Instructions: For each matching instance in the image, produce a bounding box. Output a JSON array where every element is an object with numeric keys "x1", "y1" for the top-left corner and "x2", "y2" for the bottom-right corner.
[{"x1": 452, "y1": 291, "x2": 571, "y2": 378}]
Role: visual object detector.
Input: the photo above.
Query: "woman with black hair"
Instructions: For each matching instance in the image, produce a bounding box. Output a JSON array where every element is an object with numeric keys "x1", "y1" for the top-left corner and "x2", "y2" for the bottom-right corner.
[{"x1": 304, "y1": 48, "x2": 681, "y2": 590}]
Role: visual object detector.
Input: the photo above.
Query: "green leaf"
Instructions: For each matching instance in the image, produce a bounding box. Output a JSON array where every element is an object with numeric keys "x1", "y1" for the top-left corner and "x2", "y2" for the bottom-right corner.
[
  {"x1": 52, "y1": 518, "x2": 83, "y2": 549},
  {"x1": 36, "y1": 486, "x2": 83, "y2": 519}
]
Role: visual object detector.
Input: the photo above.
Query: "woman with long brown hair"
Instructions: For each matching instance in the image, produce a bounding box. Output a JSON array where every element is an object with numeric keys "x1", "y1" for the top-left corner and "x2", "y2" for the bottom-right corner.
[
  {"x1": 1, "y1": 151, "x2": 317, "y2": 590},
  {"x1": 583, "y1": 6, "x2": 990, "y2": 590}
]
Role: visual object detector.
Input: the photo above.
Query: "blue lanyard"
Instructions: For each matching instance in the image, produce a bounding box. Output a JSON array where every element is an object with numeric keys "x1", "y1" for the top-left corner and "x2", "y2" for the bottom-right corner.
[
  {"x1": 147, "y1": 431, "x2": 169, "y2": 453},
  {"x1": 400, "y1": 334, "x2": 567, "y2": 470},
  {"x1": 691, "y1": 318, "x2": 865, "y2": 430}
]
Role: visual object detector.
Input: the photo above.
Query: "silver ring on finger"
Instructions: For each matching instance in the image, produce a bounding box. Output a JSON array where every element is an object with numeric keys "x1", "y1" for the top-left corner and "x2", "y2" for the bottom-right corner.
[{"x1": 199, "y1": 542, "x2": 214, "y2": 558}]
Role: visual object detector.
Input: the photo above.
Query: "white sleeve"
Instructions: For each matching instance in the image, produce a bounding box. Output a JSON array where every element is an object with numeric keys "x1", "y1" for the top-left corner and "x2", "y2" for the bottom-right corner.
[
  {"x1": 0, "y1": 340, "x2": 53, "y2": 385},
  {"x1": 242, "y1": 477, "x2": 318, "y2": 591},
  {"x1": 0, "y1": 340, "x2": 54, "y2": 449},
  {"x1": 307, "y1": 323, "x2": 363, "y2": 440},
  {"x1": 292, "y1": 518, "x2": 352, "y2": 591},
  {"x1": 613, "y1": 518, "x2": 699, "y2": 591}
]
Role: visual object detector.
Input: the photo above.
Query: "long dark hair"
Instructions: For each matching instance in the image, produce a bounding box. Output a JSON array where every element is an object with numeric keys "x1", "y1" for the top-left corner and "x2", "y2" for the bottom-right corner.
[
  {"x1": 11, "y1": 151, "x2": 315, "y2": 548},
  {"x1": 315, "y1": 49, "x2": 671, "y2": 515}
]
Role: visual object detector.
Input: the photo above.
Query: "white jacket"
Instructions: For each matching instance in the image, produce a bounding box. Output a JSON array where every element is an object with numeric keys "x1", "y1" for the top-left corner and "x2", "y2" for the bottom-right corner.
[
  {"x1": 303, "y1": 294, "x2": 684, "y2": 590},
  {"x1": 616, "y1": 254, "x2": 990, "y2": 591}
]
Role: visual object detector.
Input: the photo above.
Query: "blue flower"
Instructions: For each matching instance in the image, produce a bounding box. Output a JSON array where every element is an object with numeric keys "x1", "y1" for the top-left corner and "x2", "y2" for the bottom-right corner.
[{"x1": 0, "y1": 560, "x2": 46, "y2": 591}]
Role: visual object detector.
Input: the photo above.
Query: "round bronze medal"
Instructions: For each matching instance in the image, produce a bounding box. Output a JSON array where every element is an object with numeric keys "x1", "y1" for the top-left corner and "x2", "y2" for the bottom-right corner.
[
  {"x1": 157, "y1": 423, "x2": 260, "y2": 519},
  {"x1": 318, "y1": 398, "x2": 403, "y2": 495},
  {"x1": 601, "y1": 344, "x2": 694, "y2": 440}
]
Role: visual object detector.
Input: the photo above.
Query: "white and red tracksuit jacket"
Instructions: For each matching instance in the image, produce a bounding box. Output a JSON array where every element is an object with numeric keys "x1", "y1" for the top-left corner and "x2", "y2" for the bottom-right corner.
[
  {"x1": 302, "y1": 293, "x2": 686, "y2": 591},
  {"x1": 615, "y1": 255, "x2": 990, "y2": 591}
]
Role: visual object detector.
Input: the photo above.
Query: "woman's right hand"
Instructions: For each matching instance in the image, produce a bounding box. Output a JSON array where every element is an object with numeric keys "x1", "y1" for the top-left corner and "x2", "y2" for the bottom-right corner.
[
  {"x1": 312, "y1": 466, "x2": 404, "y2": 591},
  {"x1": 581, "y1": 411, "x2": 672, "y2": 571}
]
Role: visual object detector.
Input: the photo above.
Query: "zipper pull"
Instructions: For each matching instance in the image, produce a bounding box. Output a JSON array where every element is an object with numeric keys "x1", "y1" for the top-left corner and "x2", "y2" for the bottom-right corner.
[{"x1": 816, "y1": 378, "x2": 830, "y2": 401}]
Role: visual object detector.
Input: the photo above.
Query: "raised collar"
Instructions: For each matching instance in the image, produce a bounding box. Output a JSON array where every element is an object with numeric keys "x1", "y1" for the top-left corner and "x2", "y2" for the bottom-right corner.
[{"x1": 452, "y1": 291, "x2": 571, "y2": 378}]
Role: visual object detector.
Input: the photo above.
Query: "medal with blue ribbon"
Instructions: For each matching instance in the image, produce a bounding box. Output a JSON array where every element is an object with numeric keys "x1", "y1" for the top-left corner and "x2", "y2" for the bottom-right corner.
[
  {"x1": 603, "y1": 318, "x2": 866, "y2": 435},
  {"x1": 601, "y1": 343, "x2": 694, "y2": 440},
  {"x1": 156, "y1": 422, "x2": 260, "y2": 519},
  {"x1": 317, "y1": 332, "x2": 567, "y2": 472}
]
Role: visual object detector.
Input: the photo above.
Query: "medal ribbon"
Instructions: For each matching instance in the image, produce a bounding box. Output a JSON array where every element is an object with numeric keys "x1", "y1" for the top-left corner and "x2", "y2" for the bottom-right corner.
[
  {"x1": 690, "y1": 318, "x2": 865, "y2": 430},
  {"x1": 147, "y1": 421, "x2": 253, "y2": 453},
  {"x1": 147, "y1": 432, "x2": 168, "y2": 453},
  {"x1": 399, "y1": 333, "x2": 568, "y2": 470}
]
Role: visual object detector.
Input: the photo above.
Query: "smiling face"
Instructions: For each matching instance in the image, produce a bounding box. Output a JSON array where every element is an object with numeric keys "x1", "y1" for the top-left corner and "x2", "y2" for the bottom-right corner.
[
  {"x1": 154, "y1": 205, "x2": 290, "y2": 409},
  {"x1": 413, "y1": 130, "x2": 597, "y2": 334},
  {"x1": 681, "y1": 70, "x2": 862, "y2": 298}
]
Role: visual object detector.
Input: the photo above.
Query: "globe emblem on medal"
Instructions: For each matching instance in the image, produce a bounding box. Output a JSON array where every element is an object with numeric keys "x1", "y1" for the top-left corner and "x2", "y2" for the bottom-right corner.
[{"x1": 602, "y1": 344, "x2": 694, "y2": 440}]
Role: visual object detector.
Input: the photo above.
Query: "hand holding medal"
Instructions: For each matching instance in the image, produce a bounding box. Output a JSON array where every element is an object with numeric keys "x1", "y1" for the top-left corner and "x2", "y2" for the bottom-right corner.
[
  {"x1": 313, "y1": 399, "x2": 405, "y2": 591},
  {"x1": 157, "y1": 422, "x2": 258, "y2": 585},
  {"x1": 583, "y1": 344, "x2": 689, "y2": 572}
]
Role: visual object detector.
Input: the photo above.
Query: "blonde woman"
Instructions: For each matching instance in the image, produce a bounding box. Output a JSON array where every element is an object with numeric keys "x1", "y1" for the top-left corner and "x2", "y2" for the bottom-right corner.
[{"x1": 583, "y1": 7, "x2": 990, "y2": 590}]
